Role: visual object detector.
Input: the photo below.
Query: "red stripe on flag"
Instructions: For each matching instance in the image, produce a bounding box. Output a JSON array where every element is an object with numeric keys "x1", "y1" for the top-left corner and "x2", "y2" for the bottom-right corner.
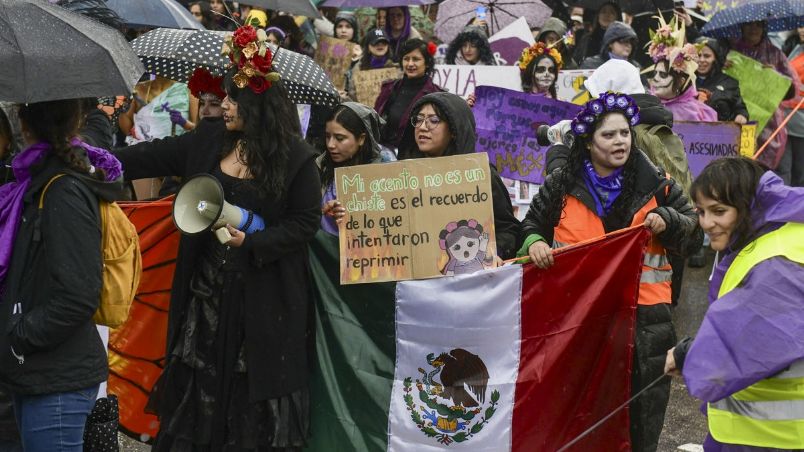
[{"x1": 512, "y1": 227, "x2": 650, "y2": 451}]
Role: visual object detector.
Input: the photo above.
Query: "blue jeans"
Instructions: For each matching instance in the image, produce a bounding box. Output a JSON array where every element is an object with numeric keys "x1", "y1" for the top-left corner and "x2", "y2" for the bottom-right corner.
[{"x1": 12, "y1": 386, "x2": 99, "y2": 452}]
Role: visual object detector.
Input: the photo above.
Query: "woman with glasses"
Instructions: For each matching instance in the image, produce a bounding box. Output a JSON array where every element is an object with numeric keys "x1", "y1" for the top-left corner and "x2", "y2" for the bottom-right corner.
[
  {"x1": 397, "y1": 92, "x2": 521, "y2": 260},
  {"x1": 517, "y1": 42, "x2": 562, "y2": 99},
  {"x1": 375, "y1": 39, "x2": 443, "y2": 152}
]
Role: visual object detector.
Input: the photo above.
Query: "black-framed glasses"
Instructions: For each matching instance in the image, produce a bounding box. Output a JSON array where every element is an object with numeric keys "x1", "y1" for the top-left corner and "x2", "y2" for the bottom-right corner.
[
  {"x1": 534, "y1": 66, "x2": 558, "y2": 74},
  {"x1": 411, "y1": 115, "x2": 442, "y2": 130},
  {"x1": 646, "y1": 70, "x2": 670, "y2": 79}
]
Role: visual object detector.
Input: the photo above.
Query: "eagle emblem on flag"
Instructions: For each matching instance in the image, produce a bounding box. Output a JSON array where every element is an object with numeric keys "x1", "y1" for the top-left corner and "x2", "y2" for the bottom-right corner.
[{"x1": 403, "y1": 348, "x2": 500, "y2": 445}]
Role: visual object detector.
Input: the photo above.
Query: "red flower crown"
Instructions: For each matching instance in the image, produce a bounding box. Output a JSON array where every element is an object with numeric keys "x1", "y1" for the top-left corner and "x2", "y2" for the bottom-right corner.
[
  {"x1": 221, "y1": 25, "x2": 281, "y2": 94},
  {"x1": 188, "y1": 68, "x2": 226, "y2": 100}
]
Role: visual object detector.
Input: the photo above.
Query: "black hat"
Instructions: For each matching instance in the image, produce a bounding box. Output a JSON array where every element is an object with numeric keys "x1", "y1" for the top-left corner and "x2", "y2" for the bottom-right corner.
[{"x1": 367, "y1": 28, "x2": 390, "y2": 46}]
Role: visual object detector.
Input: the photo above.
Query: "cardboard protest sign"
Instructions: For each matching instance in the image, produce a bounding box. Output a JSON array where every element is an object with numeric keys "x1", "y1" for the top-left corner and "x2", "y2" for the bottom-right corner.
[
  {"x1": 353, "y1": 67, "x2": 401, "y2": 108},
  {"x1": 476, "y1": 129, "x2": 547, "y2": 184},
  {"x1": 488, "y1": 17, "x2": 534, "y2": 66},
  {"x1": 432, "y1": 65, "x2": 521, "y2": 97},
  {"x1": 336, "y1": 153, "x2": 495, "y2": 284},
  {"x1": 314, "y1": 36, "x2": 357, "y2": 90},
  {"x1": 674, "y1": 121, "x2": 758, "y2": 177},
  {"x1": 472, "y1": 85, "x2": 583, "y2": 135},
  {"x1": 556, "y1": 69, "x2": 595, "y2": 105},
  {"x1": 724, "y1": 51, "x2": 792, "y2": 132}
]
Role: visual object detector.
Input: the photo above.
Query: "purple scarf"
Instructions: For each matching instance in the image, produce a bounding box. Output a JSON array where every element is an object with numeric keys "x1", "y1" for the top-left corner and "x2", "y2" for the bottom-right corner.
[
  {"x1": 0, "y1": 139, "x2": 122, "y2": 287},
  {"x1": 581, "y1": 159, "x2": 624, "y2": 216}
]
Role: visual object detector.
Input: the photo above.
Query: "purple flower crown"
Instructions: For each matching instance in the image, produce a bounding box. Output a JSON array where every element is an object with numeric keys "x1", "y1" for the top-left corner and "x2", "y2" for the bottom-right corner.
[{"x1": 570, "y1": 92, "x2": 641, "y2": 138}]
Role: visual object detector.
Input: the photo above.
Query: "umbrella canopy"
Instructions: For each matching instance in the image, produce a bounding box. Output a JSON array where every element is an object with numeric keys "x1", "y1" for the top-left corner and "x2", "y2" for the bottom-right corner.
[
  {"x1": 0, "y1": 0, "x2": 144, "y2": 103},
  {"x1": 105, "y1": 0, "x2": 203, "y2": 30},
  {"x1": 131, "y1": 28, "x2": 339, "y2": 106},
  {"x1": 322, "y1": 0, "x2": 435, "y2": 7},
  {"x1": 238, "y1": 0, "x2": 320, "y2": 17},
  {"x1": 435, "y1": 0, "x2": 552, "y2": 44},
  {"x1": 701, "y1": 0, "x2": 804, "y2": 38}
]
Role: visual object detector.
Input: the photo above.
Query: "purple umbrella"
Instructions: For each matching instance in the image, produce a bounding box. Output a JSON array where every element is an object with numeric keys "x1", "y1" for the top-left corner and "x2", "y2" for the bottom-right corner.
[
  {"x1": 435, "y1": 0, "x2": 552, "y2": 44},
  {"x1": 321, "y1": 0, "x2": 435, "y2": 6}
]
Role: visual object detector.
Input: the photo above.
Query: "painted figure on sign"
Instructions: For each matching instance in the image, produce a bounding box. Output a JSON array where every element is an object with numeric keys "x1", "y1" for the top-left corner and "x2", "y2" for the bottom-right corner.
[{"x1": 439, "y1": 219, "x2": 490, "y2": 276}]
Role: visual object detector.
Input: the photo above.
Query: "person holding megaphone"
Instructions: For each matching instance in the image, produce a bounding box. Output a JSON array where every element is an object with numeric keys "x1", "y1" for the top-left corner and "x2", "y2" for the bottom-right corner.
[{"x1": 113, "y1": 26, "x2": 319, "y2": 451}]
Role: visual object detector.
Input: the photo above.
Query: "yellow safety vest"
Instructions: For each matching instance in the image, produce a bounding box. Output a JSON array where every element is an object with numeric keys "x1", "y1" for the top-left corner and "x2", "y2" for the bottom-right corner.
[{"x1": 707, "y1": 222, "x2": 804, "y2": 449}]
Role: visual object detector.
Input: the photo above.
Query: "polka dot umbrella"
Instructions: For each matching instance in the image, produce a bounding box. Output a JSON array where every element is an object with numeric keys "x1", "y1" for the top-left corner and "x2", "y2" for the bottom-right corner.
[
  {"x1": 701, "y1": 0, "x2": 804, "y2": 38},
  {"x1": 131, "y1": 28, "x2": 340, "y2": 106}
]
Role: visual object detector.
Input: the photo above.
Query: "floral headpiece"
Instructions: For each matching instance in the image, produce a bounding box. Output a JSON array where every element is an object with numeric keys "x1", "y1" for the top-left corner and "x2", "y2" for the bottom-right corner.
[
  {"x1": 570, "y1": 92, "x2": 640, "y2": 137},
  {"x1": 221, "y1": 25, "x2": 281, "y2": 94},
  {"x1": 188, "y1": 68, "x2": 225, "y2": 100},
  {"x1": 517, "y1": 42, "x2": 563, "y2": 72},
  {"x1": 645, "y1": 14, "x2": 703, "y2": 88}
]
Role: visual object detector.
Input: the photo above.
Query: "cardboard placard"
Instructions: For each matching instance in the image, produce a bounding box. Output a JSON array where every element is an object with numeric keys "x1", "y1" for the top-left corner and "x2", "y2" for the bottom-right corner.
[
  {"x1": 431, "y1": 65, "x2": 522, "y2": 97},
  {"x1": 353, "y1": 67, "x2": 401, "y2": 108},
  {"x1": 314, "y1": 36, "x2": 357, "y2": 90},
  {"x1": 473, "y1": 85, "x2": 583, "y2": 135},
  {"x1": 674, "y1": 121, "x2": 759, "y2": 177},
  {"x1": 476, "y1": 129, "x2": 547, "y2": 184},
  {"x1": 336, "y1": 154, "x2": 495, "y2": 284},
  {"x1": 556, "y1": 69, "x2": 595, "y2": 105}
]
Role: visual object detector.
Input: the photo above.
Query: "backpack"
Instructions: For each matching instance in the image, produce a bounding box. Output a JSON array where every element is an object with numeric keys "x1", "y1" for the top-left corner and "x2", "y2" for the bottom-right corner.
[
  {"x1": 633, "y1": 124, "x2": 693, "y2": 198},
  {"x1": 39, "y1": 174, "x2": 142, "y2": 328}
]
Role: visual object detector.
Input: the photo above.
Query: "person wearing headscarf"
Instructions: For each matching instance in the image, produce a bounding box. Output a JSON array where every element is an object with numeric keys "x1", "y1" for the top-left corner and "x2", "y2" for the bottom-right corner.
[
  {"x1": 396, "y1": 92, "x2": 521, "y2": 260},
  {"x1": 375, "y1": 39, "x2": 443, "y2": 151},
  {"x1": 537, "y1": 17, "x2": 578, "y2": 69},
  {"x1": 445, "y1": 25, "x2": 497, "y2": 66},
  {"x1": 573, "y1": 1, "x2": 623, "y2": 62},
  {"x1": 319, "y1": 103, "x2": 395, "y2": 235},
  {"x1": 580, "y1": 21, "x2": 641, "y2": 70},
  {"x1": 383, "y1": 6, "x2": 422, "y2": 61},
  {"x1": 518, "y1": 42, "x2": 562, "y2": 98},
  {"x1": 645, "y1": 16, "x2": 717, "y2": 122},
  {"x1": 694, "y1": 37, "x2": 749, "y2": 123},
  {"x1": 336, "y1": 12, "x2": 365, "y2": 103}
]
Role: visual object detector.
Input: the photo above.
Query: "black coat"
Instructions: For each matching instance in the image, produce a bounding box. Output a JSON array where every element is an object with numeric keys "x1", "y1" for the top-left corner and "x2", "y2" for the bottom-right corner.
[
  {"x1": 697, "y1": 71, "x2": 750, "y2": 121},
  {"x1": 0, "y1": 154, "x2": 124, "y2": 395},
  {"x1": 114, "y1": 118, "x2": 321, "y2": 400}
]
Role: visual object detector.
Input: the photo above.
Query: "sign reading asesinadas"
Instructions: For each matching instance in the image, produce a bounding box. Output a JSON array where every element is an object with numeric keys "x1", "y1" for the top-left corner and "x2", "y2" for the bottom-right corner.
[{"x1": 335, "y1": 153, "x2": 495, "y2": 284}]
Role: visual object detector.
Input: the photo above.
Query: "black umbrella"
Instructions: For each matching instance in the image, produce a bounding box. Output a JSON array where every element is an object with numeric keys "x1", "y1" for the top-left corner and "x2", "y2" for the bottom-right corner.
[
  {"x1": 0, "y1": 0, "x2": 144, "y2": 103},
  {"x1": 240, "y1": 0, "x2": 321, "y2": 18},
  {"x1": 130, "y1": 28, "x2": 339, "y2": 106},
  {"x1": 105, "y1": 0, "x2": 204, "y2": 30}
]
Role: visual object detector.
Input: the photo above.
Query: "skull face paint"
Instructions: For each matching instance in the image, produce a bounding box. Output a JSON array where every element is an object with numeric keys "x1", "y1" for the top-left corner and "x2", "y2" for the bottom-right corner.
[
  {"x1": 649, "y1": 61, "x2": 675, "y2": 99},
  {"x1": 532, "y1": 57, "x2": 557, "y2": 94}
]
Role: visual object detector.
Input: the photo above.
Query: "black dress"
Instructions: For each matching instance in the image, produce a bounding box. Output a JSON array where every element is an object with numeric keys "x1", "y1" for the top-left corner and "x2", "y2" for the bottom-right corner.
[{"x1": 148, "y1": 166, "x2": 309, "y2": 452}]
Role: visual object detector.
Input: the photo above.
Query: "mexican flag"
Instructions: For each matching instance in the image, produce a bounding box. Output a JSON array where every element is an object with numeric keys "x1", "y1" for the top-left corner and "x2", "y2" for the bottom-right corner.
[{"x1": 308, "y1": 226, "x2": 650, "y2": 451}]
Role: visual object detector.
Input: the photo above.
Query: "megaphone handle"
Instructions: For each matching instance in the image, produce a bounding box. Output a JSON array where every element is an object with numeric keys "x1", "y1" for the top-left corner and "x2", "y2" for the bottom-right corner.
[{"x1": 214, "y1": 227, "x2": 232, "y2": 244}]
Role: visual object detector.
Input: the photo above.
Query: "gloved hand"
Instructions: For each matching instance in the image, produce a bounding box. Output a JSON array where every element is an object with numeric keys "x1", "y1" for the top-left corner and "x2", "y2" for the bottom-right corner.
[{"x1": 161, "y1": 103, "x2": 187, "y2": 127}]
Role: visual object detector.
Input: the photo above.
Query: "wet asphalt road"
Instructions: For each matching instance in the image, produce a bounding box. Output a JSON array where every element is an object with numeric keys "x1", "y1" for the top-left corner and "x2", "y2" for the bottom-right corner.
[{"x1": 119, "y1": 249, "x2": 718, "y2": 452}]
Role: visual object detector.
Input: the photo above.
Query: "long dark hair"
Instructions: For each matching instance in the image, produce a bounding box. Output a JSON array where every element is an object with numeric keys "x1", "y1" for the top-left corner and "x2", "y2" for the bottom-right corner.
[
  {"x1": 545, "y1": 111, "x2": 638, "y2": 226},
  {"x1": 399, "y1": 38, "x2": 435, "y2": 77},
  {"x1": 320, "y1": 106, "x2": 377, "y2": 187},
  {"x1": 521, "y1": 54, "x2": 558, "y2": 98},
  {"x1": 17, "y1": 99, "x2": 104, "y2": 180},
  {"x1": 190, "y1": 1, "x2": 216, "y2": 30},
  {"x1": 690, "y1": 157, "x2": 767, "y2": 251},
  {"x1": 445, "y1": 31, "x2": 496, "y2": 65},
  {"x1": 222, "y1": 68, "x2": 300, "y2": 197}
]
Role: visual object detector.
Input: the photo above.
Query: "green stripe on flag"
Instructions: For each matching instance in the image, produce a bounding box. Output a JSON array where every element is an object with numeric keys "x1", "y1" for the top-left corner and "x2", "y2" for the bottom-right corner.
[{"x1": 307, "y1": 231, "x2": 396, "y2": 451}]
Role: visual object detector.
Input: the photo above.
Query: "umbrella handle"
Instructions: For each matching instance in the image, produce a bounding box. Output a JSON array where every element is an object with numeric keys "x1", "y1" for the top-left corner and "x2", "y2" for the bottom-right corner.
[{"x1": 753, "y1": 96, "x2": 804, "y2": 161}]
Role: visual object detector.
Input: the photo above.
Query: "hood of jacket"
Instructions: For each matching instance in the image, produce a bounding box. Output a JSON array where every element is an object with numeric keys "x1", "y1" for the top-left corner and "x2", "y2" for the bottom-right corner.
[
  {"x1": 334, "y1": 12, "x2": 360, "y2": 44},
  {"x1": 599, "y1": 21, "x2": 638, "y2": 56},
  {"x1": 751, "y1": 171, "x2": 804, "y2": 232},
  {"x1": 632, "y1": 93, "x2": 674, "y2": 127},
  {"x1": 399, "y1": 92, "x2": 476, "y2": 159},
  {"x1": 537, "y1": 18, "x2": 568, "y2": 42},
  {"x1": 695, "y1": 37, "x2": 726, "y2": 76},
  {"x1": 340, "y1": 101, "x2": 386, "y2": 157},
  {"x1": 27, "y1": 145, "x2": 127, "y2": 204}
]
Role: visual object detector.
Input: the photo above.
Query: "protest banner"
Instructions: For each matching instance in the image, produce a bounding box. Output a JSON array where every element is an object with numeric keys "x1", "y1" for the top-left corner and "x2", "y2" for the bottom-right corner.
[
  {"x1": 476, "y1": 129, "x2": 547, "y2": 184},
  {"x1": 488, "y1": 17, "x2": 534, "y2": 66},
  {"x1": 556, "y1": 69, "x2": 595, "y2": 105},
  {"x1": 335, "y1": 153, "x2": 495, "y2": 284},
  {"x1": 472, "y1": 85, "x2": 583, "y2": 135},
  {"x1": 674, "y1": 121, "x2": 758, "y2": 177},
  {"x1": 353, "y1": 67, "x2": 401, "y2": 107},
  {"x1": 314, "y1": 35, "x2": 357, "y2": 90},
  {"x1": 724, "y1": 51, "x2": 792, "y2": 132},
  {"x1": 432, "y1": 65, "x2": 521, "y2": 97}
]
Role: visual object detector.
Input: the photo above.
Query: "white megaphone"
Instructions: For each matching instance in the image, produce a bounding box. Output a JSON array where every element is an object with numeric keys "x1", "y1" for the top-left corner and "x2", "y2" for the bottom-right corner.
[{"x1": 172, "y1": 174, "x2": 265, "y2": 244}]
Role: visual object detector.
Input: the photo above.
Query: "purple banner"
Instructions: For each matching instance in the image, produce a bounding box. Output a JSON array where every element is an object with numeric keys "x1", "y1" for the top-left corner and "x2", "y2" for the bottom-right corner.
[
  {"x1": 476, "y1": 129, "x2": 547, "y2": 184},
  {"x1": 673, "y1": 121, "x2": 745, "y2": 178},
  {"x1": 473, "y1": 86, "x2": 583, "y2": 136}
]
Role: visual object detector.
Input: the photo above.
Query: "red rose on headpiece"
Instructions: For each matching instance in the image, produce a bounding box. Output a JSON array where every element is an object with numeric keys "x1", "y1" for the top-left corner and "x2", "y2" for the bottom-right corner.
[
  {"x1": 248, "y1": 77, "x2": 269, "y2": 94},
  {"x1": 251, "y1": 51, "x2": 273, "y2": 74},
  {"x1": 233, "y1": 26, "x2": 258, "y2": 48}
]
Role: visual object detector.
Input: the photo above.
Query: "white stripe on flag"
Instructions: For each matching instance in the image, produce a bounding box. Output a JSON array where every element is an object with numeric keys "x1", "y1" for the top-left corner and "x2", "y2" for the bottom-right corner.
[{"x1": 387, "y1": 265, "x2": 523, "y2": 451}]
